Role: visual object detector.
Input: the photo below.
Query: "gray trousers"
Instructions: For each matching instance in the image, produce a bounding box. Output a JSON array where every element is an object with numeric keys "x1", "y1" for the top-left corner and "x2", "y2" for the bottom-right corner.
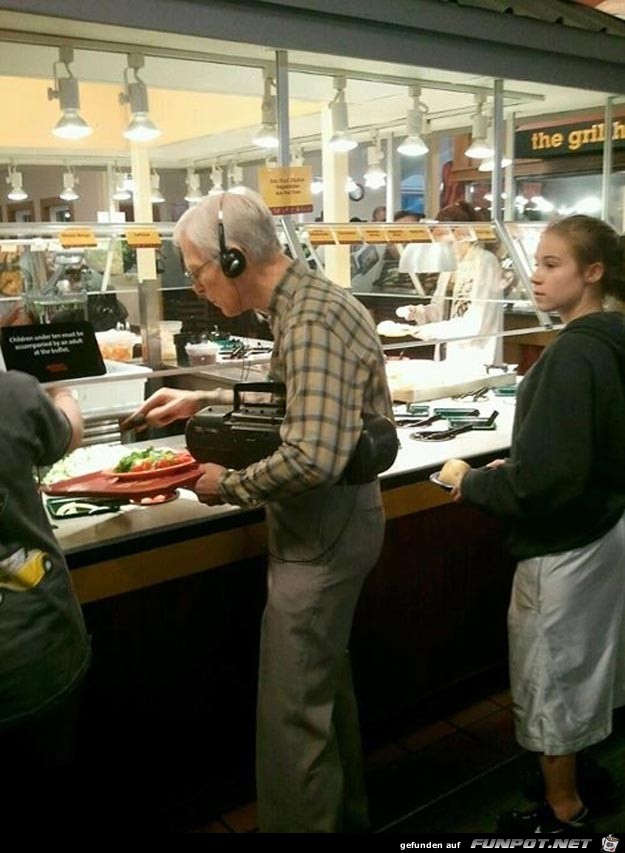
[{"x1": 257, "y1": 480, "x2": 385, "y2": 833}]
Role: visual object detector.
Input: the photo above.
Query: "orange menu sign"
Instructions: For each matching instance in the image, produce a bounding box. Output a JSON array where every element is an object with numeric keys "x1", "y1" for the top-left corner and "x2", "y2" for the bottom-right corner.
[
  {"x1": 360, "y1": 227, "x2": 389, "y2": 244},
  {"x1": 59, "y1": 228, "x2": 97, "y2": 248},
  {"x1": 126, "y1": 229, "x2": 162, "y2": 248},
  {"x1": 334, "y1": 227, "x2": 363, "y2": 245},
  {"x1": 472, "y1": 224, "x2": 498, "y2": 242},
  {"x1": 403, "y1": 225, "x2": 432, "y2": 242},
  {"x1": 259, "y1": 165, "x2": 313, "y2": 214},
  {"x1": 306, "y1": 227, "x2": 335, "y2": 246}
]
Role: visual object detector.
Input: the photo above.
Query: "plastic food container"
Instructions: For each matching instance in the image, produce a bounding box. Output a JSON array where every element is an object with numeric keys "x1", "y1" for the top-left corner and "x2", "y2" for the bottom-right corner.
[
  {"x1": 96, "y1": 329, "x2": 139, "y2": 363},
  {"x1": 185, "y1": 341, "x2": 219, "y2": 366},
  {"x1": 159, "y1": 321, "x2": 182, "y2": 362}
]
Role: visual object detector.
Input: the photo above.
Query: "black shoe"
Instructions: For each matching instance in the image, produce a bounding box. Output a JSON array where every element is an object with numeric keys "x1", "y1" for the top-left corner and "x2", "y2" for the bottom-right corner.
[
  {"x1": 522, "y1": 754, "x2": 617, "y2": 815},
  {"x1": 497, "y1": 802, "x2": 594, "y2": 835}
]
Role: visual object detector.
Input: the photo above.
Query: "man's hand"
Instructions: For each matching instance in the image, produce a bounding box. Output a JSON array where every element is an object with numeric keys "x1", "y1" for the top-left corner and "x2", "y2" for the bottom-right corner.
[
  {"x1": 121, "y1": 388, "x2": 203, "y2": 431},
  {"x1": 194, "y1": 463, "x2": 227, "y2": 505}
]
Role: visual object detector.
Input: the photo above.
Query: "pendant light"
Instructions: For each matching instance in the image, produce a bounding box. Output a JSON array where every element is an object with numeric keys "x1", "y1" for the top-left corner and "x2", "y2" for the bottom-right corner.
[{"x1": 48, "y1": 47, "x2": 93, "y2": 140}]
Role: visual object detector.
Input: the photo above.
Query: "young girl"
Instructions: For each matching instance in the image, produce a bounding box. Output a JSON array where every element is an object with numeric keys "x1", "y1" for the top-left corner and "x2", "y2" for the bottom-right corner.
[{"x1": 446, "y1": 214, "x2": 625, "y2": 833}]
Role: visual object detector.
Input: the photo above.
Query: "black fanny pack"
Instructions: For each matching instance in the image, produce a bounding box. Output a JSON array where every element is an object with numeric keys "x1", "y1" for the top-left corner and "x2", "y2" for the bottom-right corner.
[
  {"x1": 342, "y1": 412, "x2": 399, "y2": 484},
  {"x1": 185, "y1": 382, "x2": 399, "y2": 484}
]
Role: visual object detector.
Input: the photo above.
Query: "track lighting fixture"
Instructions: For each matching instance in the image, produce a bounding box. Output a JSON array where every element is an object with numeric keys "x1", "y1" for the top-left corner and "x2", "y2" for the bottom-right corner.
[
  {"x1": 6, "y1": 166, "x2": 28, "y2": 201},
  {"x1": 120, "y1": 53, "x2": 161, "y2": 142},
  {"x1": 112, "y1": 168, "x2": 132, "y2": 201},
  {"x1": 253, "y1": 69, "x2": 279, "y2": 150},
  {"x1": 328, "y1": 76, "x2": 357, "y2": 152},
  {"x1": 208, "y1": 164, "x2": 224, "y2": 196},
  {"x1": 184, "y1": 167, "x2": 202, "y2": 204},
  {"x1": 48, "y1": 46, "x2": 93, "y2": 140},
  {"x1": 364, "y1": 135, "x2": 386, "y2": 189},
  {"x1": 150, "y1": 170, "x2": 165, "y2": 204},
  {"x1": 397, "y1": 86, "x2": 429, "y2": 157},
  {"x1": 228, "y1": 163, "x2": 246, "y2": 194},
  {"x1": 465, "y1": 95, "x2": 494, "y2": 159},
  {"x1": 59, "y1": 167, "x2": 79, "y2": 201}
]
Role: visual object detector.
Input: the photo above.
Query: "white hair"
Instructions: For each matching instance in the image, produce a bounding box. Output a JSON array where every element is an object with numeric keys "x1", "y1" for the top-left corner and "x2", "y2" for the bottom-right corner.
[{"x1": 173, "y1": 187, "x2": 281, "y2": 263}]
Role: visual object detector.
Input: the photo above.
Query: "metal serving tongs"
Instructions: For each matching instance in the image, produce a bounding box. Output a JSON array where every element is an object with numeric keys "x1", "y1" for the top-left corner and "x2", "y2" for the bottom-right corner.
[
  {"x1": 410, "y1": 422, "x2": 476, "y2": 442},
  {"x1": 410, "y1": 410, "x2": 499, "y2": 442},
  {"x1": 394, "y1": 407, "x2": 480, "y2": 429},
  {"x1": 394, "y1": 412, "x2": 446, "y2": 429}
]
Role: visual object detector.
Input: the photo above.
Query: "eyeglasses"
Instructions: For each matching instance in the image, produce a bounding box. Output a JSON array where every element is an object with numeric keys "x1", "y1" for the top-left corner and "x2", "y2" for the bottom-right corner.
[{"x1": 183, "y1": 256, "x2": 215, "y2": 287}]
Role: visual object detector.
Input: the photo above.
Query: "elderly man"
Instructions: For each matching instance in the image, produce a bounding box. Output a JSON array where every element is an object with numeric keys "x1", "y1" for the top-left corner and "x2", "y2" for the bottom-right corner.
[{"x1": 129, "y1": 189, "x2": 393, "y2": 833}]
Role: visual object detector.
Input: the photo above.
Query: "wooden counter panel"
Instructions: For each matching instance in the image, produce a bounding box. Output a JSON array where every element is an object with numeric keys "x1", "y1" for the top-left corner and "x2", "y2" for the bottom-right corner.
[
  {"x1": 71, "y1": 481, "x2": 452, "y2": 604},
  {"x1": 71, "y1": 521, "x2": 267, "y2": 604}
]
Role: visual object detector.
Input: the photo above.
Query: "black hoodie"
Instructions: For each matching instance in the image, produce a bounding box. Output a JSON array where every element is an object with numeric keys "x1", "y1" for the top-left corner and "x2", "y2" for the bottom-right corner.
[{"x1": 462, "y1": 311, "x2": 625, "y2": 558}]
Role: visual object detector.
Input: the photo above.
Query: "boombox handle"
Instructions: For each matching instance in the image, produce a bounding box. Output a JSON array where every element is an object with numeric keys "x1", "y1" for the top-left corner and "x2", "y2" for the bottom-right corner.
[{"x1": 233, "y1": 382, "x2": 287, "y2": 413}]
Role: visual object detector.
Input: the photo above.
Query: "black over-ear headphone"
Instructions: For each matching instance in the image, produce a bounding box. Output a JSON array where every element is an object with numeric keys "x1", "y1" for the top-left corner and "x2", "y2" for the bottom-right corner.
[{"x1": 217, "y1": 193, "x2": 246, "y2": 278}]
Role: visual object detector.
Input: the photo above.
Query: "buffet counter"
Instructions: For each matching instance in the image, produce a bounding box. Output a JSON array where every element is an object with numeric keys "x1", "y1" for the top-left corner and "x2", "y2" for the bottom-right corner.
[{"x1": 51, "y1": 394, "x2": 515, "y2": 604}]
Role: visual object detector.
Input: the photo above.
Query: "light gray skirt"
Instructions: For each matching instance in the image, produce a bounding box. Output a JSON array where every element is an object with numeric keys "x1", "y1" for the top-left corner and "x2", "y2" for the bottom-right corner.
[{"x1": 509, "y1": 513, "x2": 625, "y2": 755}]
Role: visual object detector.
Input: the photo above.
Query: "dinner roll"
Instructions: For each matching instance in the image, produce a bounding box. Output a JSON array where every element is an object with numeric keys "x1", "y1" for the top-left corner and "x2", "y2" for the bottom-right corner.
[{"x1": 439, "y1": 458, "x2": 470, "y2": 486}]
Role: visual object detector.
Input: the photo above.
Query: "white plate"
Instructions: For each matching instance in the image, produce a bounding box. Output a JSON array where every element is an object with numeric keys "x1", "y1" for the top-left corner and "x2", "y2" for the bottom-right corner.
[
  {"x1": 376, "y1": 320, "x2": 415, "y2": 338},
  {"x1": 429, "y1": 471, "x2": 453, "y2": 491}
]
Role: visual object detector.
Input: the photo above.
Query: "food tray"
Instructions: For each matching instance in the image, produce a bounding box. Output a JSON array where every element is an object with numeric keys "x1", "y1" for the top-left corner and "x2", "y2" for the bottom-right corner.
[{"x1": 42, "y1": 464, "x2": 202, "y2": 499}]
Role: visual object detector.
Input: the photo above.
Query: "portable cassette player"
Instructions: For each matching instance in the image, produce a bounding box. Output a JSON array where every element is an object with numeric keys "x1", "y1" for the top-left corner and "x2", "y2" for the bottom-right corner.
[{"x1": 185, "y1": 382, "x2": 399, "y2": 483}]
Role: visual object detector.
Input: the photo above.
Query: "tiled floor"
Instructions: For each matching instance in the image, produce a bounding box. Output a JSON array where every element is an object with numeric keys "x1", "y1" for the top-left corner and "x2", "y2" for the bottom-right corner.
[{"x1": 186, "y1": 689, "x2": 625, "y2": 833}]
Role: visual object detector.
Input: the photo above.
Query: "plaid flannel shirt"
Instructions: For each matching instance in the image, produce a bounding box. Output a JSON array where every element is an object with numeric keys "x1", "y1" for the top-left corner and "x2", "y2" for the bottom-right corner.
[{"x1": 218, "y1": 260, "x2": 393, "y2": 507}]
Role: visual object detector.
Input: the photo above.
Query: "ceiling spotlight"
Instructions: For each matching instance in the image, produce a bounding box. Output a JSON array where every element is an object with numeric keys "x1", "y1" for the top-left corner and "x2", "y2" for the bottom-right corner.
[
  {"x1": 59, "y1": 168, "x2": 79, "y2": 201},
  {"x1": 208, "y1": 164, "x2": 224, "y2": 196},
  {"x1": 253, "y1": 68, "x2": 279, "y2": 149},
  {"x1": 290, "y1": 146, "x2": 304, "y2": 168},
  {"x1": 397, "y1": 85, "x2": 429, "y2": 157},
  {"x1": 328, "y1": 76, "x2": 357, "y2": 152},
  {"x1": 120, "y1": 53, "x2": 161, "y2": 142},
  {"x1": 6, "y1": 166, "x2": 28, "y2": 202},
  {"x1": 184, "y1": 166, "x2": 202, "y2": 204},
  {"x1": 310, "y1": 176, "x2": 324, "y2": 195},
  {"x1": 112, "y1": 168, "x2": 132, "y2": 201},
  {"x1": 150, "y1": 171, "x2": 165, "y2": 204},
  {"x1": 48, "y1": 46, "x2": 93, "y2": 140},
  {"x1": 478, "y1": 155, "x2": 513, "y2": 172},
  {"x1": 364, "y1": 135, "x2": 386, "y2": 189},
  {"x1": 465, "y1": 95, "x2": 494, "y2": 160},
  {"x1": 228, "y1": 163, "x2": 246, "y2": 194}
]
